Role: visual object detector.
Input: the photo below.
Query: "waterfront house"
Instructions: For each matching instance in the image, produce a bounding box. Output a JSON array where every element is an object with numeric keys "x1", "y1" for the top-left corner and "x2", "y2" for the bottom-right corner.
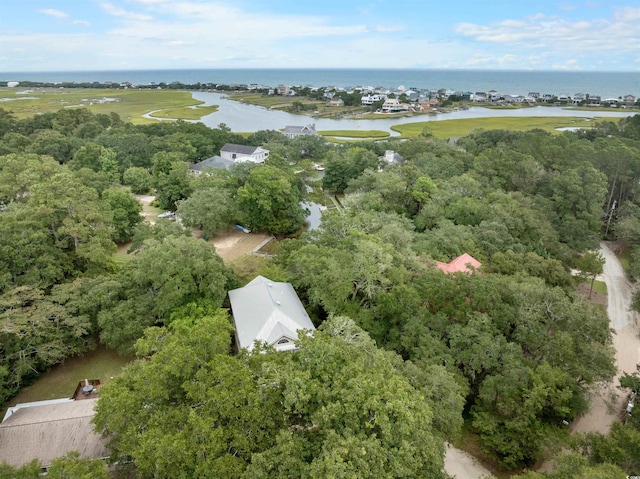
[
  {"x1": 228, "y1": 275, "x2": 315, "y2": 352},
  {"x1": 327, "y1": 97, "x2": 344, "y2": 107},
  {"x1": 283, "y1": 124, "x2": 318, "y2": 139},
  {"x1": 361, "y1": 93, "x2": 387, "y2": 105},
  {"x1": 220, "y1": 143, "x2": 269, "y2": 163},
  {"x1": 381, "y1": 98, "x2": 410, "y2": 113},
  {"x1": 623, "y1": 94, "x2": 637, "y2": 107}
]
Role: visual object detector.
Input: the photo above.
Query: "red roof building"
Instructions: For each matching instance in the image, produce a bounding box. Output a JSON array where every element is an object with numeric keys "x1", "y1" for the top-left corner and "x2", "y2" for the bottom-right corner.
[{"x1": 436, "y1": 253, "x2": 481, "y2": 274}]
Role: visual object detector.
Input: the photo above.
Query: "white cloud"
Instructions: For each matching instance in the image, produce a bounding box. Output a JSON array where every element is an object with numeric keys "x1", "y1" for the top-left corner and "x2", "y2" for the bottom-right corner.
[
  {"x1": 38, "y1": 9, "x2": 69, "y2": 19},
  {"x1": 100, "y1": 2, "x2": 154, "y2": 21},
  {"x1": 72, "y1": 20, "x2": 91, "y2": 26},
  {"x1": 454, "y1": 8, "x2": 640, "y2": 59},
  {"x1": 615, "y1": 7, "x2": 640, "y2": 21}
]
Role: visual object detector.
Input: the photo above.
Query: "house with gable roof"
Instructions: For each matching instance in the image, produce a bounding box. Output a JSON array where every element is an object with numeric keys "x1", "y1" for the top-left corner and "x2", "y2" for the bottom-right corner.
[
  {"x1": 189, "y1": 155, "x2": 235, "y2": 175},
  {"x1": 0, "y1": 398, "x2": 108, "y2": 470},
  {"x1": 283, "y1": 124, "x2": 318, "y2": 139},
  {"x1": 220, "y1": 143, "x2": 269, "y2": 163},
  {"x1": 228, "y1": 275, "x2": 315, "y2": 352},
  {"x1": 436, "y1": 253, "x2": 481, "y2": 274}
]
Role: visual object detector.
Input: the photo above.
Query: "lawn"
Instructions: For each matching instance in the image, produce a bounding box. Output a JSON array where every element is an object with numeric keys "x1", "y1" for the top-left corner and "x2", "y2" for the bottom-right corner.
[
  {"x1": 1, "y1": 344, "x2": 133, "y2": 416},
  {"x1": 391, "y1": 116, "x2": 612, "y2": 139},
  {"x1": 592, "y1": 279, "x2": 608, "y2": 295},
  {"x1": 0, "y1": 87, "x2": 213, "y2": 124}
]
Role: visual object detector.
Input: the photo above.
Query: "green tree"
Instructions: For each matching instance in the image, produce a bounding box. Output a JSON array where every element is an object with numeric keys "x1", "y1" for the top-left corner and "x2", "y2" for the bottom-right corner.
[
  {"x1": 153, "y1": 161, "x2": 193, "y2": 211},
  {"x1": 102, "y1": 187, "x2": 143, "y2": 243},
  {"x1": 176, "y1": 187, "x2": 236, "y2": 238},
  {"x1": 47, "y1": 452, "x2": 108, "y2": 479},
  {"x1": 123, "y1": 166, "x2": 152, "y2": 194},
  {"x1": 94, "y1": 315, "x2": 449, "y2": 479},
  {"x1": 0, "y1": 283, "x2": 94, "y2": 402},
  {"x1": 576, "y1": 251, "x2": 606, "y2": 299},
  {"x1": 93, "y1": 235, "x2": 234, "y2": 352},
  {"x1": 237, "y1": 165, "x2": 306, "y2": 235}
]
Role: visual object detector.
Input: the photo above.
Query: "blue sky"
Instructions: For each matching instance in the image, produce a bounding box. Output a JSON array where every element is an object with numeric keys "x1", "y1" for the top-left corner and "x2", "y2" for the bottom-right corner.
[{"x1": 1, "y1": 0, "x2": 639, "y2": 72}]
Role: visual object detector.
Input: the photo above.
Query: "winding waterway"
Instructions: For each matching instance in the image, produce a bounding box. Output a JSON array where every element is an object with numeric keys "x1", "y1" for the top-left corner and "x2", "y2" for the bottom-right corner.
[{"x1": 188, "y1": 91, "x2": 637, "y2": 134}]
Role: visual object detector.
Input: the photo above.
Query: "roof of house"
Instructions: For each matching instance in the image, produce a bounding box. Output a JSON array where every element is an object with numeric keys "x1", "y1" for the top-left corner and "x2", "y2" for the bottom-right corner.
[
  {"x1": 436, "y1": 253, "x2": 481, "y2": 274},
  {"x1": 228, "y1": 275, "x2": 315, "y2": 351},
  {"x1": 190, "y1": 155, "x2": 235, "y2": 172},
  {"x1": 0, "y1": 398, "x2": 108, "y2": 468},
  {"x1": 283, "y1": 124, "x2": 316, "y2": 135},
  {"x1": 220, "y1": 143, "x2": 261, "y2": 155},
  {"x1": 380, "y1": 150, "x2": 404, "y2": 163}
]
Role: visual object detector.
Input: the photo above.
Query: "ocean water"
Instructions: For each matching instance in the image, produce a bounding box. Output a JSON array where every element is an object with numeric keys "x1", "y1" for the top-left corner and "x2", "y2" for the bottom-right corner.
[{"x1": 2, "y1": 69, "x2": 639, "y2": 99}]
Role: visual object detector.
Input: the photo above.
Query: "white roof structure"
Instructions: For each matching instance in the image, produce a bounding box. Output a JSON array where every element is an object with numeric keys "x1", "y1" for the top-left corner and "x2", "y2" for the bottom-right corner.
[
  {"x1": 0, "y1": 398, "x2": 108, "y2": 468},
  {"x1": 228, "y1": 275, "x2": 315, "y2": 351}
]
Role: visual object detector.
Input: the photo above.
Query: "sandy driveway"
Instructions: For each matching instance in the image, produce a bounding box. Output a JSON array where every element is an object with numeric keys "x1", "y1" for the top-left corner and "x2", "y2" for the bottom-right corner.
[
  {"x1": 444, "y1": 444, "x2": 495, "y2": 479},
  {"x1": 209, "y1": 230, "x2": 273, "y2": 262},
  {"x1": 571, "y1": 242, "x2": 640, "y2": 435}
]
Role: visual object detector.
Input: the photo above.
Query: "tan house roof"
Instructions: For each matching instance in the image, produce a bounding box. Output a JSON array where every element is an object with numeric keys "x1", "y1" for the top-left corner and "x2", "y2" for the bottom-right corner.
[{"x1": 0, "y1": 398, "x2": 108, "y2": 468}]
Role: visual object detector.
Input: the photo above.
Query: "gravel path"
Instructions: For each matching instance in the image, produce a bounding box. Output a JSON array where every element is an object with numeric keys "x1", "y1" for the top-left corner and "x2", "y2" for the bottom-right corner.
[{"x1": 570, "y1": 242, "x2": 640, "y2": 435}]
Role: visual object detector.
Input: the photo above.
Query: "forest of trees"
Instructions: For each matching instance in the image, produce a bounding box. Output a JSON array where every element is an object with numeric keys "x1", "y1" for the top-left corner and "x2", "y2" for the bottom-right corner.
[{"x1": 1, "y1": 106, "x2": 640, "y2": 478}]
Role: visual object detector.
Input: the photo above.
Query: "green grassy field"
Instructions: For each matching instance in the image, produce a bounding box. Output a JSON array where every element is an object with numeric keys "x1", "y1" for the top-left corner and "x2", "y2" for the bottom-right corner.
[
  {"x1": 0, "y1": 87, "x2": 215, "y2": 124},
  {"x1": 1, "y1": 344, "x2": 133, "y2": 416},
  {"x1": 391, "y1": 116, "x2": 611, "y2": 139},
  {"x1": 149, "y1": 104, "x2": 219, "y2": 119},
  {"x1": 592, "y1": 279, "x2": 608, "y2": 295},
  {"x1": 318, "y1": 129, "x2": 390, "y2": 138}
]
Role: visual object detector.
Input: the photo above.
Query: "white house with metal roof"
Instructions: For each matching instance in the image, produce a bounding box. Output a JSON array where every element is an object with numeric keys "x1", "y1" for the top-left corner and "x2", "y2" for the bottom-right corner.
[
  {"x1": 283, "y1": 124, "x2": 317, "y2": 139},
  {"x1": 220, "y1": 143, "x2": 270, "y2": 163},
  {"x1": 228, "y1": 275, "x2": 315, "y2": 352}
]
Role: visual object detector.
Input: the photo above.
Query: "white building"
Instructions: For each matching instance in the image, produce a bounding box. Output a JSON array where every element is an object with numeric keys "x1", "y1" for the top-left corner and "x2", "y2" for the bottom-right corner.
[{"x1": 220, "y1": 143, "x2": 270, "y2": 163}]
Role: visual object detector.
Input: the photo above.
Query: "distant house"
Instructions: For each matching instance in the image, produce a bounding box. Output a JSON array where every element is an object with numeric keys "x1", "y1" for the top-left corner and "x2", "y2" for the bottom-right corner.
[
  {"x1": 380, "y1": 150, "x2": 404, "y2": 164},
  {"x1": 623, "y1": 94, "x2": 636, "y2": 107},
  {"x1": 361, "y1": 93, "x2": 387, "y2": 105},
  {"x1": 589, "y1": 95, "x2": 601, "y2": 106},
  {"x1": 381, "y1": 98, "x2": 410, "y2": 113},
  {"x1": 0, "y1": 398, "x2": 108, "y2": 470},
  {"x1": 190, "y1": 155, "x2": 235, "y2": 175},
  {"x1": 327, "y1": 97, "x2": 344, "y2": 107},
  {"x1": 283, "y1": 124, "x2": 318, "y2": 139},
  {"x1": 228, "y1": 275, "x2": 316, "y2": 352},
  {"x1": 436, "y1": 253, "x2": 481, "y2": 274},
  {"x1": 220, "y1": 143, "x2": 269, "y2": 163}
]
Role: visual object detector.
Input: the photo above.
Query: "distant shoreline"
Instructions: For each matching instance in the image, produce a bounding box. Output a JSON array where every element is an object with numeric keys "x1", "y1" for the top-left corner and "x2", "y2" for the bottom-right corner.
[{"x1": 1, "y1": 68, "x2": 638, "y2": 99}]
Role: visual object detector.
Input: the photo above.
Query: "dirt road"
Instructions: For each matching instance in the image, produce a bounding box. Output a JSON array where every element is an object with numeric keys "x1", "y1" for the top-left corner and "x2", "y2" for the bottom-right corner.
[
  {"x1": 444, "y1": 443, "x2": 495, "y2": 479},
  {"x1": 571, "y1": 242, "x2": 640, "y2": 435}
]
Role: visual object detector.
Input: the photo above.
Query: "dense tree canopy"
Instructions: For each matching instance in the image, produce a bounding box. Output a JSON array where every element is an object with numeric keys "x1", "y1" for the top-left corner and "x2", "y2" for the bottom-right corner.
[
  {"x1": 1, "y1": 106, "x2": 639, "y2": 475},
  {"x1": 94, "y1": 314, "x2": 452, "y2": 479}
]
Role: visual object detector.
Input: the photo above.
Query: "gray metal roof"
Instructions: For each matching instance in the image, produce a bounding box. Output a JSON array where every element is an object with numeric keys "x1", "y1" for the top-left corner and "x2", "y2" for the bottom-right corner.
[
  {"x1": 220, "y1": 143, "x2": 260, "y2": 155},
  {"x1": 228, "y1": 275, "x2": 315, "y2": 351},
  {"x1": 190, "y1": 155, "x2": 235, "y2": 171},
  {"x1": 283, "y1": 124, "x2": 317, "y2": 136}
]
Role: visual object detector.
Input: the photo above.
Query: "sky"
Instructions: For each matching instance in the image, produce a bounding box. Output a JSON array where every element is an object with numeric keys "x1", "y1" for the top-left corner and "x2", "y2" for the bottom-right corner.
[{"x1": 1, "y1": 0, "x2": 639, "y2": 72}]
